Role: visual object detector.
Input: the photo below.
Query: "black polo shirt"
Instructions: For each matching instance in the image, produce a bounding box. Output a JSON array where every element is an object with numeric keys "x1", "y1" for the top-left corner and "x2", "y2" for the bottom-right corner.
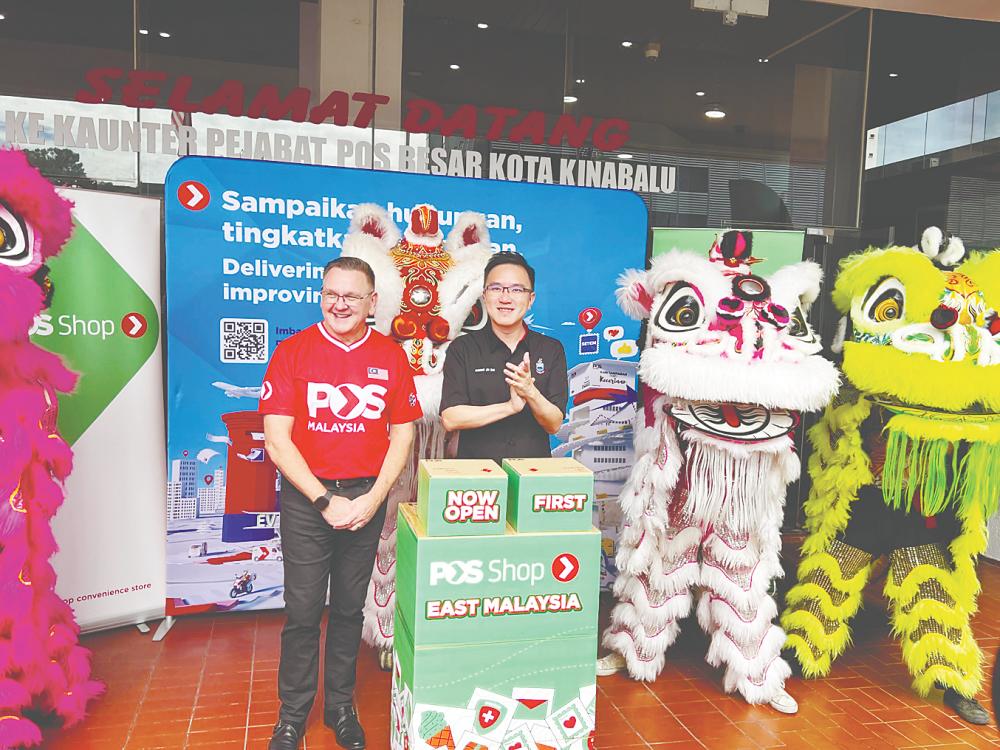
[{"x1": 440, "y1": 325, "x2": 568, "y2": 466}]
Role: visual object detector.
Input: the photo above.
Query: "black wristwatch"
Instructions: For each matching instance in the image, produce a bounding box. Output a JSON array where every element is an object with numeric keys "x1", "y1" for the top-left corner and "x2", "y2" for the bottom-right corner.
[{"x1": 313, "y1": 489, "x2": 334, "y2": 512}]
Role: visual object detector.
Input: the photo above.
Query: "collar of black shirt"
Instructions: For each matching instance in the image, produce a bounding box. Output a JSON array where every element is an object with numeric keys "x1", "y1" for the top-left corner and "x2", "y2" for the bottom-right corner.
[{"x1": 485, "y1": 322, "x2": 532, "y2": 354}]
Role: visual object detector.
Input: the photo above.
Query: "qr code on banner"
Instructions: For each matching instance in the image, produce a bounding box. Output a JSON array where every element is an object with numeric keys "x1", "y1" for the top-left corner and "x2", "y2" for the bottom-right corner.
[{"x1": 220, "y1": 318, "x2": 268, "y2": 363}]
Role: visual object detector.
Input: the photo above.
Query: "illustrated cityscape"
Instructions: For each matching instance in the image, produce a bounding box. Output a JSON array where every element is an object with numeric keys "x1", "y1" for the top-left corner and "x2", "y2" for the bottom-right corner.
[{"x1": 166, "y1": 459, "x2": 227, "y2": 521}]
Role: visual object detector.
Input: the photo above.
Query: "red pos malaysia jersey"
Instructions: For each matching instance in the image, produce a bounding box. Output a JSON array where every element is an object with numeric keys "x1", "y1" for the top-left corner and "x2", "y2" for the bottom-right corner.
[{"x1": 258, "y1": 323, "x2": 422, "y2": 479}]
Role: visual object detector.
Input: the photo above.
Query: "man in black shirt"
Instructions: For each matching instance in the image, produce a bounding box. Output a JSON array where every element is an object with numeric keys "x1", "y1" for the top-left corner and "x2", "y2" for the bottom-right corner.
[{"x1": 441, "y1": 252, "x2": 568, "y2": 465}]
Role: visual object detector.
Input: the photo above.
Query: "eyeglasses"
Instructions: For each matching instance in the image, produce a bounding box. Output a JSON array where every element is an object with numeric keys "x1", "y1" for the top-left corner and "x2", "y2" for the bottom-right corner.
[
  {"x1": 321, "y1": 290, "x2": 372, "y2": 307},
  {"x1": 484, "y1": 284, "x2": 533, "y2": 297}
]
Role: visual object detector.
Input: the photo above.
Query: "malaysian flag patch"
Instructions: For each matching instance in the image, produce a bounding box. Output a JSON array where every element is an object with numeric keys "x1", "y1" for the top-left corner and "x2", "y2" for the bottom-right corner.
[{"x1": 368, "y1": 367, "x2": 389, "y2": 380}]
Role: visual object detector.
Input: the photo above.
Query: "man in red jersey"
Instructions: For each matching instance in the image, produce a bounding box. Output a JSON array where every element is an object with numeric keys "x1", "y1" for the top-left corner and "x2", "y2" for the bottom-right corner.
[{"x1": 260, "y1": 257, "x2": 421, "y2": 750}]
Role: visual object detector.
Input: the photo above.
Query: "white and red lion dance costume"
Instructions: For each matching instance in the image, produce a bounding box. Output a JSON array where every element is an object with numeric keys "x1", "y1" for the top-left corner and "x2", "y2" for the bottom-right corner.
[
  {"x1": 601, "y1": 231, "x2": 839, "y2": 711},
  {"x1": 341, "y1": 203, "x2": 491, "y2": 661},
  {"x1": 0, "y1": 149, "x2": 101, "y2": 748}
]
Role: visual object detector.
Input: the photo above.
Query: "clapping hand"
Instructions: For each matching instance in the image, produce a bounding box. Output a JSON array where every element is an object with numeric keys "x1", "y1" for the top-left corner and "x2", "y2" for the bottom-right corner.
[{"x1": 505, "y1": 352, "x2": 538, "y2": 401}]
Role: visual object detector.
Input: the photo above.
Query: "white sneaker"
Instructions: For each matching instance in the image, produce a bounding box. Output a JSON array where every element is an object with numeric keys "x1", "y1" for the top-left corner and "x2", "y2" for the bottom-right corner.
[
  {"x1": 768, "y1": 688, "x2": 798, "y2": 714},
  {"x1": 596, "y1": 652, "x2": 626, "y2": 676}
]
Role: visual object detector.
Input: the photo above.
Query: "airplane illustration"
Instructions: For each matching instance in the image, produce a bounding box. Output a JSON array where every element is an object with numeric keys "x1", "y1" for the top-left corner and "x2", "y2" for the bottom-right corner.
[
  {"x1": 212, "y1": 382, "x2": 262, "y2": 399},
  {"x1": 524, "y1": 314, "x2": 552, "y2": 331}
]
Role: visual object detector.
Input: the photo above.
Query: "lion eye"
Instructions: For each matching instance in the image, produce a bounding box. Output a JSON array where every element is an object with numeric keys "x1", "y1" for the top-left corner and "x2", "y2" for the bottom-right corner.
[
  {"x1": 654, "y1": 282, "x2": 704, "y2": 333},
  {"x1": 788, "y1": 307, "x2": 811, "y2": 338},
  {"x1": 872, "y1": 294, "x2": 902, "y2": 322},
  {"x1": 669, "y1": 301, "x2": 699, "y2": 327},
  {"x1": 863, "y1": 278, "x2": 906, "y2": 324},
  {"x1": 0, "y1": 200, "x2": 32, "y2": 268}
]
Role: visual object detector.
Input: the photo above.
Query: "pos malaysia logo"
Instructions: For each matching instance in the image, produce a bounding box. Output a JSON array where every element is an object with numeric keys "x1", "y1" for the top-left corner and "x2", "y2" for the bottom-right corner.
[{"x1": 306, "y1": 381, "x2": 387, "y2": 420}]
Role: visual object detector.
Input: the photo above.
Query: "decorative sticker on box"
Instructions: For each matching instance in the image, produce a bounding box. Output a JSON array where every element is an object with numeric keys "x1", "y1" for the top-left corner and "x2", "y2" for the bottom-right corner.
[
  {"x1": 443, "y1": 489, "x2": 502, "y2": 524},
  {"x1": 531, "y1": 493, "x2": 589, "y2": 514},
  {"x1": 425, "y1": 593, "x2": 583, "y2": 621}
]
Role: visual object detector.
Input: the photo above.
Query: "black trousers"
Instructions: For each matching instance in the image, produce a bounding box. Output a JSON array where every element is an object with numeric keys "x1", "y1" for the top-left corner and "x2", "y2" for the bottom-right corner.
[
  {"x1": 278, "y1": 477, "x2": 386, "y2": 727},
  {"x1": 839, "y1": 483, "x2": 961, "y2": 557}
]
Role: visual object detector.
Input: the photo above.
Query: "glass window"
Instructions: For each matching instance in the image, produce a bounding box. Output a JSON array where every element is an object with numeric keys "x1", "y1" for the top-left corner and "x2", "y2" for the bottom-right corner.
[
  {"x1": 861, "y1": 11, "x2": 1000, "y2": 247},
  {"x1": 402, "y1": 0, "x2": 869, "y2": 229},
  {"x1": 5, "y1": 0, "x2": 997, "y2": 244}
]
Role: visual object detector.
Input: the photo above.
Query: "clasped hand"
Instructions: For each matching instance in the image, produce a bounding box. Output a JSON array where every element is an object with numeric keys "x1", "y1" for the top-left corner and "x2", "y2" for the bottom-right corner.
[{"x1": 320, "y1": 491, "x2": 381, "y2": 531}]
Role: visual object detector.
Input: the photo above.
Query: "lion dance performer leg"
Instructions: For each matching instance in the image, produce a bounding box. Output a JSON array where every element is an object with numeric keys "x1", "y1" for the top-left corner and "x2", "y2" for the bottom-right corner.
[
  {"x1": 782, "y1": 228, "x2": 999, "y2": 725},
  {"x1": 598, "y1": 231, "x2": 840, "y2": 713},
  {"x1": 0, "y1": 149, "x2": 102, "y2": 748},
  {"x1": 342, "y1": 204, "x2": 491, "y2": 668}
]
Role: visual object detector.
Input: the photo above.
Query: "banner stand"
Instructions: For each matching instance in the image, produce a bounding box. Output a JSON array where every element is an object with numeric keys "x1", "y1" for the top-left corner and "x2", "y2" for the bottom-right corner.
[
  {"x1": 44, "y1": 189, "x2": 166, "y2": 634},
  {"x1": 152, "y1": 617, "x2": 176, "y2": 641},
  {"x1": 163, "y1": 156, "x2": 647, "y2": 626}
]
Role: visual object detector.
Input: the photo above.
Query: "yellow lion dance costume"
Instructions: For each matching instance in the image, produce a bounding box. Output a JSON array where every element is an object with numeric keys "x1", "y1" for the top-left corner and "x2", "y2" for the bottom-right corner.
[{"x1": 781, "y1": 228, "x2": 1000, "y2": 724}]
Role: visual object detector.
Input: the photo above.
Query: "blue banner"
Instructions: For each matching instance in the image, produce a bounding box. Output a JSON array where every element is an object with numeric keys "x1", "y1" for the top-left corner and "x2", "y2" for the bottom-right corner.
[{"x1": 165, "y1": 157, "x2": 647, "y2": 613}]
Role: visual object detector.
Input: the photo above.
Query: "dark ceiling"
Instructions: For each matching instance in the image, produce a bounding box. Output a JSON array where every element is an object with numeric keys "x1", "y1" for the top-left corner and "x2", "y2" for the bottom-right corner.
[{"x1": 0, "y1": 0, "x2": 301, "y2": 67}]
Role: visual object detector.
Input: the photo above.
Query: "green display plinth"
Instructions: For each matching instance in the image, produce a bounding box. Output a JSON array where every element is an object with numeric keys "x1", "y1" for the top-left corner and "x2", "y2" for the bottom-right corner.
[
  {"x1": 393, "y1": 460, "x2": 600, "y2": 750},
  {"x1": 502, "y1": 458, "x2": 594, "y2": 533},
  {"x1": 391, "y1": 619, "x2": 597, "y2": 750},
  {"x1": 417, "y1": 459, "x2": 509, "y2": 537},
  {"x1": 396, "y1": 505, "x2": 600, "y2": 648}
]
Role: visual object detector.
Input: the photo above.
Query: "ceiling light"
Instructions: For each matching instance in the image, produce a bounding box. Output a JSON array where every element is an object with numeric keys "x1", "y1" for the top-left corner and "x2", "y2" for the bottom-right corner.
[
  {"x1": 563, "y1": 95, "x2": 578, "y2": 103},
  {"x1": 617, "y1": 153, "x2": 633, "y2": 159},
  {"x1": 889, "y1": 72, "x2": 899, "y2": 78},
  {"x1": 139, "y1": 28, "x2": 149, "y2": 34},
  {"x1": 575, "y1": 78, "x2": 586, "y2": 84},
  {"x1": 0, "y1": 14, "x2": 6, "y2": 20},
  {"x1": 758, "y1": 57, "x2": 769, "y2": 63},
  {"x1": 705, "y1": 104, "x2": 726, "y2": 119},
  {"x1": 159, "y1": 31, "x2": 171, "y2": 38},
  {"x1": 621, "y1": 40, "x2": 633, "y2": 48},
  {"x1": 477, "y1": 22, "x2": 489, "y2": 29},
  {"x1": 695, "y1": 90, "x2": 706, "y2": 97},
  {"x1": 449, "y1": 64, "x2": 460, "y2": 70}
]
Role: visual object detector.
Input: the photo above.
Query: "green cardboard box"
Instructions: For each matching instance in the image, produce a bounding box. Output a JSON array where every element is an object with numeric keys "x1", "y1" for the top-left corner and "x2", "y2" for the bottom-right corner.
[
  {"x1": 396, "y1": 505, "x2": 601, "y2": 648},
  {"x1": 502, "y1": 457, "x2": 594, "y2": 533},
  {"x1": 417, "y1": 459, "x2": 508, "y2": 537},
  {"x1": 391, "y1": 615, "x2": 597, "y2": 750}
]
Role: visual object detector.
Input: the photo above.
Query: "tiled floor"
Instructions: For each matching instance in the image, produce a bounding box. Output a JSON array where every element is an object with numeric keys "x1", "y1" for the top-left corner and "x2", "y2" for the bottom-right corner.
[{"x1": 45, "y1": 562, "x2": 1000, "y2": 749}]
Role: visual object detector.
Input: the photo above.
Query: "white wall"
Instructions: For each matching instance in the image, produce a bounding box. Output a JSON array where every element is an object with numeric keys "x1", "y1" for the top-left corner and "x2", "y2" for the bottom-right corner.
[{"x1": 986, "y1": 511, "x2": 1000, "y2": 561}]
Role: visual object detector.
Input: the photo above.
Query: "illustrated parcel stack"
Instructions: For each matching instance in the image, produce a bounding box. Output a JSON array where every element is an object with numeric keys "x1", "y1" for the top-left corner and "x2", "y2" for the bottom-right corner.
[{"x1": 393, "y1": 458, "x2": 600, "y2": 750}]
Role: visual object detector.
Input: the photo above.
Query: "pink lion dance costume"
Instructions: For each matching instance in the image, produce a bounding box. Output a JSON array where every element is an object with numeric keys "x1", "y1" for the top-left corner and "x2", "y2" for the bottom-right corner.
[
  {"x1": 601, "y1": 231, "x2": 839, "y2": 711},
  {"x1": 0, "y1": 149, "x2": 102, "y2": 748},
  {"x1": 341, "y1": 204, "x2": 491, "y2": 666}
]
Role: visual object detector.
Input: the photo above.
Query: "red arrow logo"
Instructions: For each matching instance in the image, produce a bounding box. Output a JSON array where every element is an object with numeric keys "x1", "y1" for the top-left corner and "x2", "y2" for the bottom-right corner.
[
  {"x1": 552, "y1": 553, "x2": 580, "y2": 582},
  {"x1": 122, "y1": 312, "x2": 148, "y2": 338},
  {"x1": 572, "y1": 386, "x2": 625, "y2": 406},
  {"x1": 578, "y1": 307, "x2": 602, "y2": 331},
  {"x1": 258, "y1": 546, "x2": 270, "y2": 561},
  {"x1": 178, "y1": 180, "x2": 210, "y2": 210}
]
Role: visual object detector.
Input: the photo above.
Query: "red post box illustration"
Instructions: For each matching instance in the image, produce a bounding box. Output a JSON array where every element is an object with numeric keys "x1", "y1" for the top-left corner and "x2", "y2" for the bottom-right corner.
[{"x1": 221, "y1": 411, "x2": 279, "y2": 542}]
